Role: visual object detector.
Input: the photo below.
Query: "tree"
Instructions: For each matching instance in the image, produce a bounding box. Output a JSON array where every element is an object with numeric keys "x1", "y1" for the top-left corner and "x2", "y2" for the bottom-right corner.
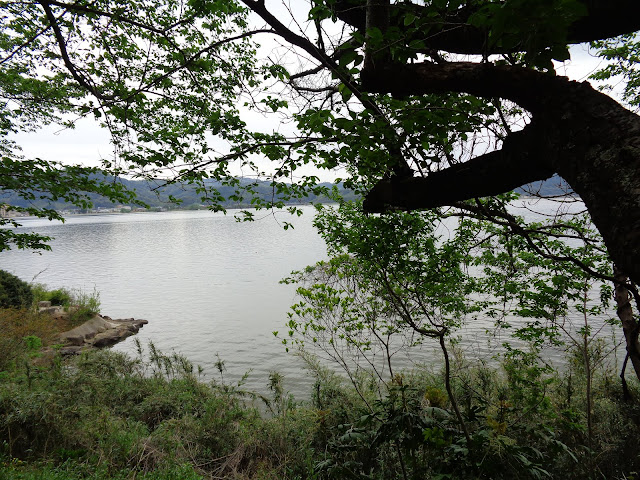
[
  {"x1": 3, "y1": 0, "x2": 640, "y2": 373},
  {"x1": 235, "y1": 0, "x2": 640, "y2": 383},
  {"x1": 233, "y1": 0, "x2": 640, "y2": 277},
  {"x1": 283, "y1": 201, "x2": 481, "y2": 447},
  {"x1": 284, "y1": 200, "x2": 619, "y2": 477}
]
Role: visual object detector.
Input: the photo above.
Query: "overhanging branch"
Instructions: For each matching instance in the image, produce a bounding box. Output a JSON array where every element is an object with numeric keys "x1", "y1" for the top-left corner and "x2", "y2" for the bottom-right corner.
[
  {"x1": 363, "y1": 125, "x2": 554, "y2": 212},
  {"x1": 332, "y1": 0, "x2": 640, "y2": 55},
  {"x1": 361, "y1": 61, "x2": 582, "y2": 115}
]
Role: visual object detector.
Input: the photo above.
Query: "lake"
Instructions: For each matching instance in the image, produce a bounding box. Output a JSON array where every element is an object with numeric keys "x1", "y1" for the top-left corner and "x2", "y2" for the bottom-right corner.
[
  {"x1": 1, "y1": 208, "x2": 331, "y2": 393},
  {"x1": 0, "y1": 201, "x2": 623, "y2": 396}
]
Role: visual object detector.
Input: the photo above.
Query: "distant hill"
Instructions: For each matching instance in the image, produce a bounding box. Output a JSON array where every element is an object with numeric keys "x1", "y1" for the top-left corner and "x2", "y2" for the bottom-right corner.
[
  {"x1": 514, "y1": 175, "x2": 575, "y2": 197},
  {"x1": 1, "y1": 172, "x2": 574, "y2": 213},
  {"x1": 0, "y1": 176, "x2": 358, "y2": 212}
]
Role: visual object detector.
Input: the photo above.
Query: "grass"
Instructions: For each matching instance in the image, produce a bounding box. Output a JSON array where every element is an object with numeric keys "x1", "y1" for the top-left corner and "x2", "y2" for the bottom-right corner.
[{"x1": 0, "y1": 460, "x2": 204, "y2": 480}]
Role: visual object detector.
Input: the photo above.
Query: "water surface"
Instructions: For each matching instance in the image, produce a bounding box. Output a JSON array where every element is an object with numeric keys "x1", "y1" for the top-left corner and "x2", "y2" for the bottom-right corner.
[
  {"x1": 1, "y1": 208, "x2": 328, "y2": 394},
  {"x1": 0, "y1": 201, "x2": 622, "y2": 396}
]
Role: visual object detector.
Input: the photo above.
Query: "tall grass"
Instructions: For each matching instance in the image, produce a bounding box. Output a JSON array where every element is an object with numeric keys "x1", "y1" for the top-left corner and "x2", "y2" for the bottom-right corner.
[
  {"x1": 0, "y1": 342, "x2": 320, "y2": 479},
  {"x1": 0, "y1": 337, "x2": 638, "y2": 479}
]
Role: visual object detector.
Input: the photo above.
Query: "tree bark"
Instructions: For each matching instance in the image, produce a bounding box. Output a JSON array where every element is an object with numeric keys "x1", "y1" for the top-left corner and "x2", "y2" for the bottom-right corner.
[
  {"x1": 364, "y1": 0, "x2": 390, "y2": 75},
  {"x1": 363, "y1": 125, "x2": 555, "y2": 212},
  {"x1": 332, "y1": 0, "x2": 640, "y2": 54},
  {"x1": 614, "y1": 266, "x2": 640, "y2": 382}
]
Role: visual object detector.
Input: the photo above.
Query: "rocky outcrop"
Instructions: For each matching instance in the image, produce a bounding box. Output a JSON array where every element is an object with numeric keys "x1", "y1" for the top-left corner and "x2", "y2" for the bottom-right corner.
[{"x1": 38, "y1": 302, "x2": 148, "y2": 356}]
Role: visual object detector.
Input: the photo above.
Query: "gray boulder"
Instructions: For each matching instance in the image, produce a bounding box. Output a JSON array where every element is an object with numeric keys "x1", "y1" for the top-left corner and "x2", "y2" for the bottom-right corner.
[{"x1": 58, "y1": 315, "x2": 148, "y2": 352}]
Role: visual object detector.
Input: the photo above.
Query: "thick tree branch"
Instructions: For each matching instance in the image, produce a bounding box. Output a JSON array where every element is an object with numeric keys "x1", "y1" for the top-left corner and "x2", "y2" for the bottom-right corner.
[
  {"x1": 364, "y1": 0, "x2": 390, "y2": 71},
  {"x1": 364, "y1": 125, "x2": 554, "y2": 212},
  {"x1": 333, "y1": 0, "x2": 640, "y2": 55},
  {"x1": 361, "y1": 61, "x2": 586, "y2": 115},
  {"x1": 362, "y1": 56, "x2": 640, "y2": 285},
  {"x1": 568, "y1": 0, "x2": 640, "y2": 43}
]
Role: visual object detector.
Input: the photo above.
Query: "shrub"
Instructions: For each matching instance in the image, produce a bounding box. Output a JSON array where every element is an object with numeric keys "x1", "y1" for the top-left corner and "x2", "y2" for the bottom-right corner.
[
  {"x1": 0, "y1": 308, "x2": 65, "y2": 371},
  {"x1": 67, "y1": 288, "x2": 101, "y2": 327},
  {"x1": 0, "y1": 270, "x2": 33, "y2": 309},
  {"x1": 47, "y1": 289, "x2": 73, "y2": 307}
]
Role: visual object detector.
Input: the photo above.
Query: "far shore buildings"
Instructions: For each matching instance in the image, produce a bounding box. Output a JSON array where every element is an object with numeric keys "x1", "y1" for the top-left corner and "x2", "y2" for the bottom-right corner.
[
  {"x1": 0, "y1": 205, "x2": 29, "y2": 218},
  {"x1": 1, "y1": 204, "x2": 136, "y2": 218}
]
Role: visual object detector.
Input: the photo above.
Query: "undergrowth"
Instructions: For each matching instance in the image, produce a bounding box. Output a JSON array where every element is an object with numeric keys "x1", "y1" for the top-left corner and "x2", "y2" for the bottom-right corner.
[
  {"x1": 0, "y1": 337, "x2": 638, "y2": 479},
  {"x1": 0, "y1": 307, "x2": 67, "y2": 371}
]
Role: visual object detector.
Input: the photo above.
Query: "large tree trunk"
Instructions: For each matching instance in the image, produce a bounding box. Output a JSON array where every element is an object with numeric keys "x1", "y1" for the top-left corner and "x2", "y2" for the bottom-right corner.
[{"x1": 551, "y1": 88, "x2": 640, "y2": 289}]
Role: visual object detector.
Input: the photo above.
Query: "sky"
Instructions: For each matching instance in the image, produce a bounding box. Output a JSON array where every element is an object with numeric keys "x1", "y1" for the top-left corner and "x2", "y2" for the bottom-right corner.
[{"x1": 9, "y1": 3, "x2": 618, "y2": 183}]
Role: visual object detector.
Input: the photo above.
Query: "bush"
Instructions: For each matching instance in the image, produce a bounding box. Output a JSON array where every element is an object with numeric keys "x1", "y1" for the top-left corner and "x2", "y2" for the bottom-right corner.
[
  {"x1": 67, "y1": 288, "x2": 101, "y2": 327},
  {"x1": 0, "y1": 271, "x2": 33, "y2": 309},
  {"x1": 0, "y1": 308, "x2": 68, "y2": 371},
  {"x1": 47, "y1": 289, "x2": 73, "y2": 307}
]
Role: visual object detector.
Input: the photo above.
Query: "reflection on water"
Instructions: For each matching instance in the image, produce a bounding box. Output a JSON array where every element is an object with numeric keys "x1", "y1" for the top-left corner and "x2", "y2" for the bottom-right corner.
[{"x1": 0, "y1": 202, "x2": 622, "y2": 396}]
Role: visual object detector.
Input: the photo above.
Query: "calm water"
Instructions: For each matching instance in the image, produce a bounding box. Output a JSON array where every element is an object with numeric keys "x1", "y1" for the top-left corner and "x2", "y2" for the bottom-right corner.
[
  {"x1": 1, "y1": 208, "x2": 330, "y2": 394},
  {"x1": 0, "y1": 201, "x2": 623, "y2": 396}
]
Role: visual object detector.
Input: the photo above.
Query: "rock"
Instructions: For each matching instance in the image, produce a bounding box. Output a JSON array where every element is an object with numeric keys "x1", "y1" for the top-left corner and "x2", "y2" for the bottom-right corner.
[
  {"x1": 63, "y1": 334, "x2": 86, "y2": 347},
  {"x1": 58, "y1": 345, "x2": 87, "y2": 356},
  {"x1": 92, "y1": 328, "x2": 130, "y2": 348},
  {"x1": 38, "y1": 301, "x2": 52, "y2": 308},
  {"x1": 40, "y1": 306, "x2": 61, "y2": 315},
  {"x1": 57, "y1": 314, "x2": 148, "y2": 353},
  {"x1": 59, "y1": 315, "x2": 111, "y2": 344}
]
